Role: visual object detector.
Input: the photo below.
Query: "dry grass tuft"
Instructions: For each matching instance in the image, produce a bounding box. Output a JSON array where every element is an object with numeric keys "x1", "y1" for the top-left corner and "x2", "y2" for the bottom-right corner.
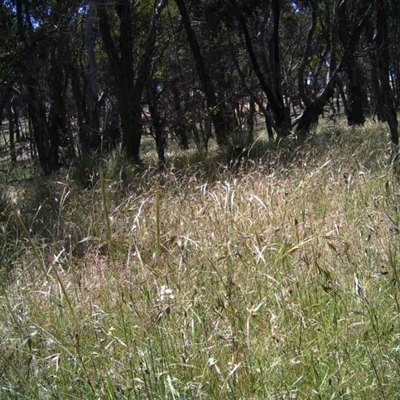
[{"x1": 1, "y1": 119, "x2": 400, "y2": 398}]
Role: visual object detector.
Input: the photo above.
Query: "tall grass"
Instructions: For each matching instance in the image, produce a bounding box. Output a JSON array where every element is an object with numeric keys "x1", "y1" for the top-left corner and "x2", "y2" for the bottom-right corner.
[{"x1": 1, "y1": 120, "x2": 400, "y2": 399}]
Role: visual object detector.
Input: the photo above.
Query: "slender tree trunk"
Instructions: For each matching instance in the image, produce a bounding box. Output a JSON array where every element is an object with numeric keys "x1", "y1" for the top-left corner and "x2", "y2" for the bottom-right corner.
[
  {"x1": 0, "y1": 86, "x2": 12, "y2": 124},
  {"x1": 115, "y1": 0, "x2": 139, "y2": 161},
  {"x1": 171, "y1": 85, "x2": 189, "y2": 149},
  {"x1": 84, "y1": 2, "x2": 101, "y2": 152},
  {"x1": 25, "y1": 82, "x2": 54, "y2": 174},
  {"x1": 296, "y1": 1, "x2": 371, "y2": 138},
  {"x1": 12, "y1": 100, "x2": 21, "y2": 143},
  {"x1": 337, "y1": 79, "x2": 349, "y2": 117},
  {"x1": 231, "y1": 0, "x2": 291, "y2": 137},
  {"x1": 28, "y1": 117, "x2": 35, "y2": 159},
  {"x1": 147, "y1": 83, "x2": 166, "y2": 165},
  {"x1": 97, "y1": 0, "x2": 139, "y2": 161},
  {"x1": 296, "y1": 86, "x2": 335, "y2": 139},
  {"x1": 338, "y1": 1, "x2": 365, "y2": 126},
  {"x1": 175, "y1": 0, "x2": 228, "y2": 146},
  {"x1": 228, "y1": 37, "x2": 277, "y2": 141},
  {"x1": 345, "y1": 63, "x2": 366, "y2": 125},
  {"x1": 98, "y1": 0, "x2": 168, "y2": 162},
  {"x1": 47, "y1": 22, "x2": 71, "y2": 170},
  {"x1": 368, "y1": 50, "x2": 384, "y2": 121},
  {"x1": 7, "y1": 99, "x2": 16, "y2": 162},
  {"x1": 69, "y1": 61, "x2": 87, "y2": 154},
  {"x1": 247, "y1": 99, "x2": 255, "y2": 144},
  {"x1": 102, "y1": 98, "x2": 120, "y2": 152},
  {"x1": 376, "y1": 1, "x2": 398, "y2": 148},
  {"x1": 269, "y1": 0, "x2": 291, "y2": 134}
]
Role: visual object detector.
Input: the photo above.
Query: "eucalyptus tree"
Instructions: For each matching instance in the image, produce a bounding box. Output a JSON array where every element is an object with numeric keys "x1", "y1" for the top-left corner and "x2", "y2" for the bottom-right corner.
[
  {"x1": 97, "y1": 0, "x2": 169, "y2": 164},
  {"x1": 174, "y1": 0, "x2": 229, "y2": 147},
  {"x1": 0, "y1": 3, "x2": 16, "y2": 122},
  {"x1": 294, "y1": 0, "x2": 372, "y2": 138},
  {"x1": 388, "y1": 2, "x2": 400, "y2": 108},
  {"x1": 374, "y1": 0, "x2": 398, "y2": 148},
  {"x1": 228, "y1": 0, "x2": 293, "y2": 139},
  {"x1": 80, "y1": 1, "x2": 102, "y2": 153},
  {"x1": 337, "y1": 0, "x2": 368, "y2": 125},
  {"x1": 143, "y1": 3, "x2": 193, "y2": 163},
  {"x1": 0, "y1": 3, "x2": 20, "y2": 161},
  {"x1": 12, "y1": 0, "x2": 79, "y2": 174},
  {"x1": 160, "y1": 6, "x2": 193, "y2": 150}
]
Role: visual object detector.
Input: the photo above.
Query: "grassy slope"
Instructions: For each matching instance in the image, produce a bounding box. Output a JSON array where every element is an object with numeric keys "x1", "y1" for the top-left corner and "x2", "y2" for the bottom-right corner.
[{"x1": 1, "y1": 120, "x2": 400, "y2": 399}]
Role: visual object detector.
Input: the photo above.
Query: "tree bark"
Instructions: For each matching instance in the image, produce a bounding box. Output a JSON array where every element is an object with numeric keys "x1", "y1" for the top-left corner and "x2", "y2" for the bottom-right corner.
[
  {"x1": 231, "y1": 0, "x2": 291, "y2": 137},
  {"x1": 376, "y1": 1, "x2": 399, "y2": 147},
  {"x1": 24, "y1": 81, "x2": 54, "y2": 174},
  {"x1": 84, "y1": 2, "x2": 101, "y2": 152},
  {"x1": 147, "y1": 83, "x2": 166, "y2": 165},
  {"x1": 171, "y1": 84, "x2": 189, "y2": 149},
  {"x1": 296, "y1": 1, "x2": 372, "y2": 138},
  {"x1": 175, "y1": 0, "x2": 228, "y2": 146},
  {"x1": 97, "y1": 0, "x2": 168, "y2": 162},
  {"x1": 338, "y1": 1, "x2": 365, "y2": 126},
  {"x1": 7, "y1": 98, "x2": 16, "y2": 162}
]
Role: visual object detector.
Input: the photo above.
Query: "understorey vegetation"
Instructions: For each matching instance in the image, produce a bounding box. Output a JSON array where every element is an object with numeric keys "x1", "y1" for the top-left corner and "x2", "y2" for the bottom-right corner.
[{"x1": 1, "y1": 119, "x2": 400, "y2": 398}]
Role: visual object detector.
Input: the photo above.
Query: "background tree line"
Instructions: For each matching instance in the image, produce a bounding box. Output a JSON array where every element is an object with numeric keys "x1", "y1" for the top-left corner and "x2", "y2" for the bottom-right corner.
[{"x1": 0, "y1": 0, "x2": 399, "y2": 175}]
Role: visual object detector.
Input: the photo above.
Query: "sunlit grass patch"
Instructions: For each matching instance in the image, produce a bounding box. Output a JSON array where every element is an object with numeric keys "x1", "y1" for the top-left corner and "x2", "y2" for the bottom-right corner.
[{"x1": 1, "y1": 120, "x2": 400, "y2": 398}]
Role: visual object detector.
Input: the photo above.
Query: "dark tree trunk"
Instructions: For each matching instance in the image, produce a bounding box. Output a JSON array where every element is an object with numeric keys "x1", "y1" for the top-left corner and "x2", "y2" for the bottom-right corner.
[
  {"x1": 28, "y1": 117, "x2": 35, "y2": 159},
  {"x1": 25, "y1": 82, "x2": 56, "y2": 174},
  {"x1": 296, "y1": 86, "x2": 335, "y2": 139},
  {"x1": 345, "y1": 63, "x2": 366, "y2": 126},
  {"x1": 115, "y1": 0, "x2": 139, "y2": 161},
  {"x1": 48, "y1": 41, "x2": 70, "y2": 169},
  {"x1": 97, "y1": 0, "x2": 141, "y2": 162},
  {"x1": 12, "y1": 99, "x2": 21, "y2": 143},
  {"x1": 376, "y1": 1, "x2": 398, "y2": 147},
  {"x1": 338, "y1": 1, "x2": 365, "y2": 126},
  {"x1": 7, "y1": 99, "x2": 16, "y2": 162},
  {"x1": 365, "y1": 22, "x2": 381, "y2": 120},
  {"x1": 231, "y1": 0, "x2": 291, "y2": 137},
  {"x1": 337, "y1": 79, "x2": 349, "y2": 117},
  {"x1": 228, "y1": 36, "x2": 278, "y2": 141},
  {"x1": 175, "y1": 0, "x2": 228, "y2": 146},
  {"x1": 246, "y1": 99, "x2": 255, "y2": 144},
  {"x1": 97, "y1": 0, "x2": 168, "y2": 162},
  {"x1": 369, "y1": 56, "x2": 384, "y2": 121},
  {"x1": 296, "y1": 0, "x2": 371, "y2": 138},
  {"x1": 336, "y1": 89, "x2": 341, "y2": 114},
  {"x1": 102, "y1": 99, "x2": 120, "y2": 152},
  {"x1": 392, "y1": 58, "x2": 400, "y2": 109},
  {"x1": 69, "y1": 5, "x2": 102, "y2": 155},
  {"x1": 171, "y1": 85, "x2": 189, "y2": 149},
  {"x1": 269, "y1": 0, "x2": 291, "y2": 134},
  {"x1": 147, "y1": 83, "x2": 166, "y2": 166},
  {"x1": 69, "y1": 62, "x2": 88, "y2": 153},
  {"x1": 23, "y1": 45, "x2": 67, "y2": 173},
  {"x1": 0, "y1": 86, "x2": 12, "y2": 124},
  {"x1": 84, "y1": 2, "x2": 101, "y2": 152}
]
